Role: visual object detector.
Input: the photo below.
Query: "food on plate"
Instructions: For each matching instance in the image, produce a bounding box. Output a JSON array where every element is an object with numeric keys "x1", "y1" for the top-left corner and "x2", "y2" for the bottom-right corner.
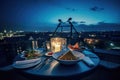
[
  {"x1": 23, "y1": 50, "x2": 41, "y2": 59},
  {"x1": 58, "y1": 50, "x2": 78, "y2": 60},
  {"x1": 68, "y1": 42, "x2": 80, "y2": 50},
  {"x1": 47, "y1": 52, "x2": 53, "y2": 55}
]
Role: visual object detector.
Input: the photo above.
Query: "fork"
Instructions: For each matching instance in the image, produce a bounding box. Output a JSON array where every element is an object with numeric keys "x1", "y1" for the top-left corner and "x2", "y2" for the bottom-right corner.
[
  {"x1": 32, "y1": 57, "x2": 48, "y2": 70},
  {"x1": 36, "y1": 57, "x2": 53, "y2": 70},
  {"x1": 34, "y1": 57, "x2": 52, "y2": 71}
]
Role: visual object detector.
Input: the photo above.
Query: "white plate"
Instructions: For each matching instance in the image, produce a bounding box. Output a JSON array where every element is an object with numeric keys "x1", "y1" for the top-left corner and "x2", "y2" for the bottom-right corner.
[{"x1": 12, "y1": 58, "x2": 41, "y2": 69}]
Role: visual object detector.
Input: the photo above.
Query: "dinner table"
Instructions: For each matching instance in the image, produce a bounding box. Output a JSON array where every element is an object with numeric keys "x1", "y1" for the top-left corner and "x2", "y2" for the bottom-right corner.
[{"x1": 13, "y1": 49, "x2": 100, "y2": 80}]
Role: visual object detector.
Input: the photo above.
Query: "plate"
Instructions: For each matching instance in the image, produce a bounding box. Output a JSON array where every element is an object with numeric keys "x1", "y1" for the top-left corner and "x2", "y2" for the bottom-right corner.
[
  {"x1": 45, "y1": 52, "x2": 54, "y2": 56},
  {"x1": 52, "y1": 50, "x2": 85, "y2": 65},
  {"x1": 12, "y1": 58, "x2": 41, "y2": 69},
  {"x1": 20, "y1": 50, "x2": 41, "y2": 59}
]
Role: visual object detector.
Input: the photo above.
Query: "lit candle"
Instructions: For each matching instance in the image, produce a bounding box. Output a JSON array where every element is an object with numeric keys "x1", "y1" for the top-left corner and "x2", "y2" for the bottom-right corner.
[
  {"x1": 54, "y1": 43, "x2": 61, "y2": 52},
  {"x1": 51, "y1": 37, "x2": 66, "y2": 52}
]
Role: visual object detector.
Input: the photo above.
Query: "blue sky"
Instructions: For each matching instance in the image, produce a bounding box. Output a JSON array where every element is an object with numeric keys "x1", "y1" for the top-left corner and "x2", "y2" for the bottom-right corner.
[{"x1": 0, "y1": 0, "x2": 120, "y2": 31}]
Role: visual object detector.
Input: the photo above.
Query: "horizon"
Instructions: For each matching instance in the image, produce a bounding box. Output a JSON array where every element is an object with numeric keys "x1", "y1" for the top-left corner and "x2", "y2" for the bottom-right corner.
[{"x1": 1, "y1": 22, "x2": 120, "y2": 32}]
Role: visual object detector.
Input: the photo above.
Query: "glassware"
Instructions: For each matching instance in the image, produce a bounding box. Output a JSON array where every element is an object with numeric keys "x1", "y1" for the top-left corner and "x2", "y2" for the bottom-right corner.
[
  {"x1": 46, "y1": 41, "x2": 51, "y2": 51},
  {"x1": 62, "y1": 44, "x2": 67, "y2": 51},
  {"x1": 32, "y1": 40, "x2": 38, "y2": 50}
]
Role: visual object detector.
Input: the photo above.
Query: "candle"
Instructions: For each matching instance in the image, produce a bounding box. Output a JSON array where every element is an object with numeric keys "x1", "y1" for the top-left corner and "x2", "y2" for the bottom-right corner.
[
  {"x1": 54, "y1": 43, "x2": 61, "y2": 52},
  {"x1": 51, "y1": 37, "x2": 66, "y2": 52}
]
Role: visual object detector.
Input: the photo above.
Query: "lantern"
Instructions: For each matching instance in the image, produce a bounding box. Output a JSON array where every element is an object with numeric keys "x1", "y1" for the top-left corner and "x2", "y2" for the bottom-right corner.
[{"x1": 51, "y1": 37, "x2": 66, "y2": 52}]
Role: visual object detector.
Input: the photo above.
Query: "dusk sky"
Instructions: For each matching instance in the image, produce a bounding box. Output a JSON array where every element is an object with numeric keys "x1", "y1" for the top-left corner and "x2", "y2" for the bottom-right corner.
[{"x1": 0, "y1": 0, "x2": 120, "y2": 31}]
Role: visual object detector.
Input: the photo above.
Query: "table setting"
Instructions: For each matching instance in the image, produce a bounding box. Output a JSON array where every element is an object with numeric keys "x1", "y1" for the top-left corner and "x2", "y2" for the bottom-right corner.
[{"x1": 12, "y1": 38, "x2": 100, "y2": 79}]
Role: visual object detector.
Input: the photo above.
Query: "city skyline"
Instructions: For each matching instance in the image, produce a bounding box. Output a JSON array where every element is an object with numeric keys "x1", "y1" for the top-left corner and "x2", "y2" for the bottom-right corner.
[{"x1": 0, "y1": 22, "x2": 120, "y2": 32}]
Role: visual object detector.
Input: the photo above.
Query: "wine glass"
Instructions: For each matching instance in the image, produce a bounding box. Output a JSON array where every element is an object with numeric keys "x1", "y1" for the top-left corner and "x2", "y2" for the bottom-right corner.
[
  {"x1": 62, "y1": 44, "x2": 67, "y2": 51},
  {"x1": 46, "y1": 41, "x2": 51, "y2": 52}
]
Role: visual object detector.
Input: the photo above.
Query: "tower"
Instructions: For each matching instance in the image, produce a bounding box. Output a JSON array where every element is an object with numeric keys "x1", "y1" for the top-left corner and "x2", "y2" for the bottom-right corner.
[{"x1": 52, "y1": 18, "x2": 80, "y2": 44}]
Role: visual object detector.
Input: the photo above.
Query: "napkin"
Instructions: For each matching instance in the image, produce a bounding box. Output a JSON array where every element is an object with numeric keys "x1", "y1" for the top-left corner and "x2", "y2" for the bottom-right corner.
[
  {"x1": 82, "y1": 56, "x2": 95, "y2": 67},
  {"x1": 72, "y1": 51, "x2": 85, "y2": 59},
  {"x1": 14, "y1": 58, "x2": 41, "y2": 65}
]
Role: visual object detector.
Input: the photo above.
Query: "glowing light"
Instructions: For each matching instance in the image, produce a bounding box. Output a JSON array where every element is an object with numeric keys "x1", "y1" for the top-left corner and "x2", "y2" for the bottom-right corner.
[
  {"x1": 50, "y1": 37, "x2": 66, "y2": 52},
  {"x1": 84, "y1": 38, "x2": 100, "y2": 45},
  {"x1": 110, "y1": 42, "x2": 114, "y2": 46}
]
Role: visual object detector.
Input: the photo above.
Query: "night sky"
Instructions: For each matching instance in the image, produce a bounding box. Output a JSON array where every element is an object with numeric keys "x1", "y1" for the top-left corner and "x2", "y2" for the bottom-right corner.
[{"x1": 0, "y1": 0, "x2": 120, "y2": 32}]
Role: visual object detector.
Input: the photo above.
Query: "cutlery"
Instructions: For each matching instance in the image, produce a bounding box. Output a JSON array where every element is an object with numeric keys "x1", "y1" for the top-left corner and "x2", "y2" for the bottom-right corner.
[
  {"x1": 34, "y1": 57, "x2": 51, "y2": 70},
  {"x1": 32, "y1": 57, "x2": 48, "y2": 70},
  {"x1": 36, "y1": 57, "x2": 53, "y2": 70},
  {"x1": 44, "y1": 57, "x2": 53, "y2": 65}
]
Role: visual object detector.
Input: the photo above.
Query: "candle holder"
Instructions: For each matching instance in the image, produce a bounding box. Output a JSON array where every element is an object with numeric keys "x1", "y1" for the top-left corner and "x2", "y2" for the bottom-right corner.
[{"x1": 50, "y1": 37, "x2": 66, "y2": 53}]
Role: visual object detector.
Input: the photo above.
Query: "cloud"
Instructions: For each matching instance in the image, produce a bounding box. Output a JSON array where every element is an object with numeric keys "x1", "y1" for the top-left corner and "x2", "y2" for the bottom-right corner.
[
  {"x1": 90, "y1": 6, "x2": 104, "y2": 12},
  {"x1": 77, "y1": 22, "x2": 120, "y2": 31},
  {"x1": 66, "y1": 7, "x2": 77, "y2": 12},
  {"x1": 80, "y1": 21, "x2": 86, "y2": 23}
]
